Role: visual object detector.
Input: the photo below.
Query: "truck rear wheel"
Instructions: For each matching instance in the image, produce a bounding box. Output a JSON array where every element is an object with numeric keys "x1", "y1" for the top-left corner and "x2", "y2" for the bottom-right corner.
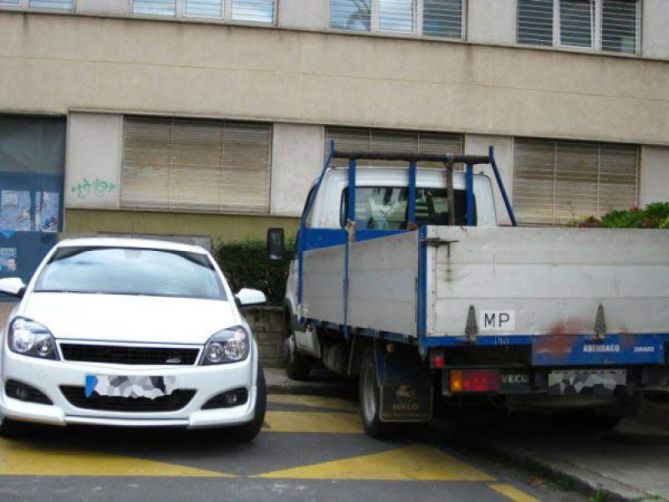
[
  {"x1": 285, "y1": 334, "x2": 311, "y2": 381},
  {"x1": 359, "y1": 348, "x2": 393, "y2": 438}
]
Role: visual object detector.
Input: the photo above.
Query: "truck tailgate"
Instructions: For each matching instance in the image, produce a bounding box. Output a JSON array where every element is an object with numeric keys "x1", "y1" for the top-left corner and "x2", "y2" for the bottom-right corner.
[{"x1": 426, "y1": 227, "x2": 669, "y2": 338}]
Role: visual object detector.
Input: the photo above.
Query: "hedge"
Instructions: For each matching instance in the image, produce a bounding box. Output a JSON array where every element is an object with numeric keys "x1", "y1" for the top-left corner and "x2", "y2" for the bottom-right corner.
[
  {"x1": 572, "y1": 202, "x2": 669, "y2": 229},
  {"x1": 216, "y1": 239, "x2": 293, "y2": 306}
]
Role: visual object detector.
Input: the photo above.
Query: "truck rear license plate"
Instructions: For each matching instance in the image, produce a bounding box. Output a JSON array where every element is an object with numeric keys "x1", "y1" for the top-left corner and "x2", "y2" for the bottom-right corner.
[{"x1": 548, "y1": 369, "x2": 626, "y2": 395}]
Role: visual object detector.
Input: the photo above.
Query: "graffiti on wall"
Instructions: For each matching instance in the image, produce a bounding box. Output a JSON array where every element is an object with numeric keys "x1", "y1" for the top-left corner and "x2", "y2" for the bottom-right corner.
[{"x1": 71, "y1": 178, "x2": 117, "y2": 200}]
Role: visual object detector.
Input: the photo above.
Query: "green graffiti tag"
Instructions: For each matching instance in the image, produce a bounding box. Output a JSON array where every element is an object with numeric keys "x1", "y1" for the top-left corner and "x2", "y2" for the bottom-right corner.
[{"x1": 71, "y1": 178, "x2": 117, "y2": 199}]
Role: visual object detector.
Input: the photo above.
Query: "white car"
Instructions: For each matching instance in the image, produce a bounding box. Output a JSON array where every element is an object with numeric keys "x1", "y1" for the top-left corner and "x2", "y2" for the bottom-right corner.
[{"x1": 0, "y1": 237, "x2": 267, "y2": 440}]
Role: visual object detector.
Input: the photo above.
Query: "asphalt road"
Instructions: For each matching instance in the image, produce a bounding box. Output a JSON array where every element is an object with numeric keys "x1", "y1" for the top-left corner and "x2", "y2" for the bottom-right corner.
[{"x1": 0, "y1": 394, "x2": 582, "y2": 502}]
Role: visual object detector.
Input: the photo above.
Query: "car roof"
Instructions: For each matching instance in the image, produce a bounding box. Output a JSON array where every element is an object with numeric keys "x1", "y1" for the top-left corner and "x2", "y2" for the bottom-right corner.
[{"x1": 55, "y1": 237, "x2": 209, "y2": 255}]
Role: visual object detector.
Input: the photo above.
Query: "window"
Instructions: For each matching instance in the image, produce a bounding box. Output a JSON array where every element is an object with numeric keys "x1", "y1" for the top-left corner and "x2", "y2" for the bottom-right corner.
[
  {"x1": 183, "y1": 0, "x2": 275, "y2": 22},
  {"x1": 133, "y1": 0, "x2": 176, "y2": 16},
  {"x1": 513, "y1": 138, "x2": 638, "y2": 225},
  {"x1": 36, "y1": 247, "x2": 226, "y2": 300},
  {"x1": 325, "y1": 127, "x2": 463, "y2": 168},
  {"x1": 330, "y1": 0, "x2": 465, "y2": 39},
  {"x1": 121, "y1": 117, "x2": 271, "y2": 214},
  {"x1": 517, "y1": 0, "x2": 640, "y2": 54},
  {"x1": 340, "y1": 187, "x2": 473, "y2": 229},
  {"x1": 29, "y1": 0, "x2": 74, "y2": 9}
]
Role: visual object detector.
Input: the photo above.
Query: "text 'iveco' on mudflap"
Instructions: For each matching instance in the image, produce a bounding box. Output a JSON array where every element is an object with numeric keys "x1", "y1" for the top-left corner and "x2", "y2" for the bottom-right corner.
[{"x1": 267, "y1": 144, "x2": 669, "y2": 438}]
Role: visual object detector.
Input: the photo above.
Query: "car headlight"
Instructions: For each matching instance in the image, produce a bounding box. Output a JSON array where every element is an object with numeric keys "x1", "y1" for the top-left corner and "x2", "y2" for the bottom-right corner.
[
  {"x1": 7, "y1": 317, "x2": 59, "y2": 360},
  {"x1": 201, "y1": 326, "x2": 250, "y2": 365}
]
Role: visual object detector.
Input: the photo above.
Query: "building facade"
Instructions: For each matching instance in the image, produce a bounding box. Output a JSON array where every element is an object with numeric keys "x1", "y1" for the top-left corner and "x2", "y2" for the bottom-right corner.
[{"x1": 1, "y1": 0, "x2": 669, "y2": 278}]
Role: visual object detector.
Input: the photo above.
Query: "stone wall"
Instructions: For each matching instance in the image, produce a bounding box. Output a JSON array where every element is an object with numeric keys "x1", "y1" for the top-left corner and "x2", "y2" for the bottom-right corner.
[{"x1": 243, "y1": 306, "x2": 287, "y2": 368}]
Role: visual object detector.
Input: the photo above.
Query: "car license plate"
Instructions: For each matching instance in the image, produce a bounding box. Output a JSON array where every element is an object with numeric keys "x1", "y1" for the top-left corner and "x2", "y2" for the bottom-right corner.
[
  {"x1": 85, "y1": 375, "x2": 177, "y2": 400},
  {"x1": 548, "y1": 369, "x2": 626, "y2": 395}
]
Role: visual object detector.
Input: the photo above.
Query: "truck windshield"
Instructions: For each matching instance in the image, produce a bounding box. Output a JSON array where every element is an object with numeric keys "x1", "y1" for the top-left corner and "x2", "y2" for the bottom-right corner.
[
  {"x1": 340, "y1": 187, "x2": 475, "y2": 229},
  {"x1": 34, "y1": 247, "x2": 227, "y2": 300}
]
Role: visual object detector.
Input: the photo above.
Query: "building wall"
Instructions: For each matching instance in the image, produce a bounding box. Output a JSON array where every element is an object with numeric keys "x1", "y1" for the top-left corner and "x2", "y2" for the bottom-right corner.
[
  {"x1": 2, "y1": 13, "x2": 669, "y2": 147},
  {"x1": 467, "y1": 0, "x2": 516, "y2": 46},
  {"x1": 643, "y1": 0, "x2": 669, "y2": 60},
  {"x1": 64, "y1": 209, "x2": 299, "y2": 243},
  {"x1": 640, "y1": 146, "x2": 669, "y2": 207}
]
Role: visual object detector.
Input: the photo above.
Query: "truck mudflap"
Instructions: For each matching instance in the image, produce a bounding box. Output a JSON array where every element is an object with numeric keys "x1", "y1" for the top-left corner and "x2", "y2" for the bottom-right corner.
[
  {"x1": 374, "y1": 343, "x2": 433, "y2": 423},
  {"x1": 532, "y1": 334, "x2": 667, "y2": 366}
]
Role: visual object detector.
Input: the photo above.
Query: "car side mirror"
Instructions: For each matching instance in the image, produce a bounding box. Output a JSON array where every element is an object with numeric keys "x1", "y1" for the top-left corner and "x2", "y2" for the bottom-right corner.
[
  {"x1": 0, "y1": 277, "x2": 26, "y2": 298},
  {"x1": 267, "y1": 228, "x2": 285, "y2": 262},
  {"x1": 235, "y1": 288, "x2": 267, "y2": 307}
]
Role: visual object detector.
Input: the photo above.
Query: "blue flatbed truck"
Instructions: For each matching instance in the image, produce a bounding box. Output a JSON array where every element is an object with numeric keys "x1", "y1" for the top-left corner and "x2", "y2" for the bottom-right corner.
[{"x1": 268, "y1": 146, "x2": 669, "y2": 437}]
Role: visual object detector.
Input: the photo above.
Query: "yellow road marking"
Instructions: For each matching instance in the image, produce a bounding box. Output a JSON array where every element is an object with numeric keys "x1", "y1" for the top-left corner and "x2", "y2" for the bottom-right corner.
[
  {"x1": 256, "y1": 444, "x2": 495, "y2": 481},
  {"x1": 489, "y1": 483, "x2": 540, "y2": 502},
  {"x1": 263, "y1": 411, "x2": 364, "y2": 434},
  {"x1": 267, "y1": 394, "x2": 357, "y2": 412},
  {"x1": 0, "y1": 438, "x2": 232, "y2": 477}
]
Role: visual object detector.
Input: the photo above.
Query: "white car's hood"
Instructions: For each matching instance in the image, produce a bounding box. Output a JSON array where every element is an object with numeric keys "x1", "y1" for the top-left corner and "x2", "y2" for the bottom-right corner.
[{"x1": 21, "y1": 293, "x2": 239, "y2": 345}]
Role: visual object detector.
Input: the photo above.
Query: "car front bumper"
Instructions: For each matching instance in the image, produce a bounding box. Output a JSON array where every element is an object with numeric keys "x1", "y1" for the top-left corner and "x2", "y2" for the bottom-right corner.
[{"x1": 0, "y1": 344, "x2": 259, "y2": 429}]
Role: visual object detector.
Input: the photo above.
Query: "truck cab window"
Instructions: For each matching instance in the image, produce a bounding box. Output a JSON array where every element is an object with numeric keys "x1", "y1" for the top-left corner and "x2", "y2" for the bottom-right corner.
[{"x1": 340, "y1": 187, "x2": 475, "y2": 229}]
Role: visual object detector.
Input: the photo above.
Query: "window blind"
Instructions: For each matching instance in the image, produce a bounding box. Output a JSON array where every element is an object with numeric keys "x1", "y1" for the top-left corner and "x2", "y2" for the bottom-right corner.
[
  {"x1": 602, "y1": 0, "x2": 638, "y2": 54},
  {"x1": 325, "y1": 127, "x2": 463, "y2": 168},
  {"x1": 560, "y1": 0, "x2": 594, "y2": 48},
  {"x1": 517, "y1": 0, "x2": 554, "y2": 46},
  {"x1": 185, "y1": 0, "x2": 222, "y2": 18},
  {"x1": 513, "y1": 138, "x2": 638, "y2": 225},
  {"x1": 423, "y1": 0, "x2": 463, "y2": 39},
  {"x1": 122, "y1": 117, "x2": 271, "y2": 214},
  {"x1": 29, "y1": 0, "x2": 74, "y2": 9},
  {"x1": 133, "y1": 0, "x2": 176, "y2": 15},
  {"x1": 231, "y1": 0, "x2": 274, "y2": 22},
  {"x1": 379, "y1": 0, "x2": 414, "y2": 33}
]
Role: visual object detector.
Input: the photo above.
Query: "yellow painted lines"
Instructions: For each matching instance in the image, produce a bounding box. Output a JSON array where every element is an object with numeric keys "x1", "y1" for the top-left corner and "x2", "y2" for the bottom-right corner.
[
  {"x1": 267, "y1": 394, "x2": 358, "y2": 412},
  {"x1": 489, "y1": 483, "x2": 541, "y2": 502},
  {"x1": 263, "y1": 411, "x2": 364, "y2": 434},
  {"x1": 256, "y1": 444, "x2": 495, "y2": 482},
  {"x1": 0, "y1": 438, "x2": 232, "y2": 477}
]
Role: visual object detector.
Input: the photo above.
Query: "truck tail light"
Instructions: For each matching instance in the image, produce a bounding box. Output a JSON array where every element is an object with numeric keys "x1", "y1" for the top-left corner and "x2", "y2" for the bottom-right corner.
[{"x1": 450, "y1": 369, "x2": 501, "y2": 393}]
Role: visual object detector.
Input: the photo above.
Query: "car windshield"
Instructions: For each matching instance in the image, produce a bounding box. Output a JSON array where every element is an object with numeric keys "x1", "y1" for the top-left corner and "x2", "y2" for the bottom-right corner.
[{"x1": 34, "y1": 247, "x2": 227, "y2": 300}]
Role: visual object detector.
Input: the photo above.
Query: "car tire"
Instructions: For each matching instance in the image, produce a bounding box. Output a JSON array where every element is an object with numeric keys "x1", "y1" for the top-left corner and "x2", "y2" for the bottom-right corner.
[
  {"x1": 285, "y1": 334, "x2": 311, "y2": 381},
  {"x1": 359, "y1": 347, "x2": 393, "y2": 438},
  {"x1": 0, "y1": 416, "x2": 24, "y2": 439},
  {"x1": 229, "y1": 364, "x2": 267, "y2": 442}
]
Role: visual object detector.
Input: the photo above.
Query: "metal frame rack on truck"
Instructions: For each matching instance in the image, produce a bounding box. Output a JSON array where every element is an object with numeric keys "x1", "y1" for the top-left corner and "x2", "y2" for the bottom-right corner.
[{"x1": 268, "y1": 143, "x2": 669, "y2": 437}]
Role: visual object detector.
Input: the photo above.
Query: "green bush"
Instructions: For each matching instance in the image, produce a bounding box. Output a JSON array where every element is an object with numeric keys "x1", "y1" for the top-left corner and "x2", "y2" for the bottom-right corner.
[
  {"x1": 573, "y1": 203, "x2": 669, "y2": 228},
  {"x1": 215, "y1": 239, "x2": 293, "y2": 306}
]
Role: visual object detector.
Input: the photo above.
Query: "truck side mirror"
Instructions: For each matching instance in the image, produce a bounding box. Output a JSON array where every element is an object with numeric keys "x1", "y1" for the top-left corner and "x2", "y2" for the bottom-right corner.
[{"x1": 267, "y1": 228, "x2": 285, "y2": 262}]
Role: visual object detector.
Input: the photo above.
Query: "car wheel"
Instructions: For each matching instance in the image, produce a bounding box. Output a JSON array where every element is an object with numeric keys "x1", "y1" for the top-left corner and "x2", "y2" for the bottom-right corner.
[
  {"x1": 359, "y1": 348, "x2": 393, "y2": 438},
  {"x1": 229, "y1": 364, "x2": 267, "y2": 442},
  {"x1": 285, "y1": 334, "x2": 311, "y2": 381}
]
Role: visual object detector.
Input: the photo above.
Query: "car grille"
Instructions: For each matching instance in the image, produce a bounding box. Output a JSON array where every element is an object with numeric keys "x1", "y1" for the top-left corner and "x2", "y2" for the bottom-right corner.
[
  {"x1": 60, "y1": 386, "x2": 196, "y2": 412},
  {"x1": 59, "y1": 344, "x2": 200, "y2": 366}
]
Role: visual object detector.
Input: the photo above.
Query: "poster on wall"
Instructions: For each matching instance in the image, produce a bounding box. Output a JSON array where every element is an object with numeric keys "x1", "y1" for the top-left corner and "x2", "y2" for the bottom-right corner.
[
  {"x1": 35, "y1": 192, "x2": 60, "y2": 233},
  {"x1": 0, "y1": 191, "x2": 32, "y2": 231},
  {"x1": 0, "y1": 247, "x2": 17, "y2": 275}
]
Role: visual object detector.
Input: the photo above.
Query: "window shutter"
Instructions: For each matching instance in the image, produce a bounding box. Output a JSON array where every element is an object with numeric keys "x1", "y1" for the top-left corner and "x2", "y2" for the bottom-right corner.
[
  {"x1": 122, "y1": 117, "x2": 271, "y2": 214},
  {"x1": 29, "y1": 0, "x2": 73, "y2": 8},
  {"x1": 379, "y1": 0, "x2": 415, "y2": 33},
  {"x1": 517, "y1": 0, "x2": 554, "y2": 46},
  {"x1": 231, "y1": 0, "x2": 275, "y2": 23},
  {"x1": 601, "y1": 0, "x2": 638, "y2": 54},
  {"x1": 133, "y1": 0, "x2": 176, "y2": 15},
  {"x1": 325, "y1": 127, "x2": 462, "y2": 168},
  {"x1": 331, "y1": 0, "x2": 372, "y2": 31},
  {"x1": 185, "y1": 0, "x2": 223, "y2": 18},
  {"x1": 514, "y1": 138, "x2": 638, "y2": 225},
  {"x1": 423, "y1": 0, "x2": 463, "y2": 39}
]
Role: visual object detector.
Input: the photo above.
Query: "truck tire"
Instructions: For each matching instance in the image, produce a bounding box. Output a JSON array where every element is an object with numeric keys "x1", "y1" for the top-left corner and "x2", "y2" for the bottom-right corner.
[
  {"x1": 229, "y1": 363, "x2": 267, "y2": 442},
  {"x1": 285, "y1": 334, "x2": 311, "y2": 381},
  {"x1": 359, "y1": 348, "x2": 393, "y2": 438}
]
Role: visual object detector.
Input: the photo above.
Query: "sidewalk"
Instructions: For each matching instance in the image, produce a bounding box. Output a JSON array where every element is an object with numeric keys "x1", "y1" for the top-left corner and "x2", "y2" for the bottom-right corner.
[{"x1": 266, "y1": 366, "x2": 669, "y2": 502}]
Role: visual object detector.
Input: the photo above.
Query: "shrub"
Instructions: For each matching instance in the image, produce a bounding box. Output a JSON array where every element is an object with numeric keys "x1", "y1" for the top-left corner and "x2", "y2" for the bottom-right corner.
[
  {"x1": 215, "y1": 239, "x2": 293, "y2": 306},
  {"x1": 573, "y1": 203, "x2": 669, "y2": 229}
]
